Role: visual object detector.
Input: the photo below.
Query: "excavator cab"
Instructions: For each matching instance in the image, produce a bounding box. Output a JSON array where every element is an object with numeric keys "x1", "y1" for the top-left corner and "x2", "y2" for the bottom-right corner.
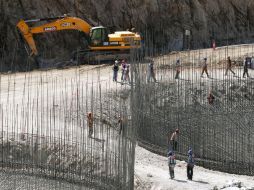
[{"x1": 90, "y1": 26, "x2": 109, "y2": 46}]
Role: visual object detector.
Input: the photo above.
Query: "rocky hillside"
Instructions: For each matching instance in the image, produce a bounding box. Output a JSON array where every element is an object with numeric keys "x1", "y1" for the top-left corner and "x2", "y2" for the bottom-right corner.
[{"x1": 1, "y1": 0, "x2": 254, "y2": 70}]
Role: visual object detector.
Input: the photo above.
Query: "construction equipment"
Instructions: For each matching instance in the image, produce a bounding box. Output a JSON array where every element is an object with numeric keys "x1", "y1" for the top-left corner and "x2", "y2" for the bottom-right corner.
[{"x1": 16, "y1": 15, "x2": 141, "y2": 63}]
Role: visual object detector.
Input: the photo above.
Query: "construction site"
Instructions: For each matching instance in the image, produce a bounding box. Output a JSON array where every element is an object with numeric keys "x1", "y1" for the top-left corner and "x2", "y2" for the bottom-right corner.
[{"x1": 1, "y1": 0, "x2": 254, "y2": 190}]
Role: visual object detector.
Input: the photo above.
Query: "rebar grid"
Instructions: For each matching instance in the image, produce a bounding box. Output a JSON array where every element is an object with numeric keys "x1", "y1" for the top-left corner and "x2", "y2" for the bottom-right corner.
[
  {"x1": 1, "y1": 39, "x2": 254, "y2": 190},
  {"x1": 134, "y1": 44, "x2": 254, "y2": 175},
  {"x1": 0, "y1": 64, "x2": 136, "y2": 189}
]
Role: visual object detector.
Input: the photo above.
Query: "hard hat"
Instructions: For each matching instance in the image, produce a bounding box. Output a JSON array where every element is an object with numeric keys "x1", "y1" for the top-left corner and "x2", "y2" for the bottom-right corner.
[
  {"x1": 115, "y1": 60, "x2": 119, "y2": 64},
  {"x1": 176, "y1": 128, "x2": 179, "y2": 133}
]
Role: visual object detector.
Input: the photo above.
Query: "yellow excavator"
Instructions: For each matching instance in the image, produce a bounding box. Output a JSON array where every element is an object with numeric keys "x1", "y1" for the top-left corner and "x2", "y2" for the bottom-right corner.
[{"x1": 17, "y1": 15, "x2": 141, "y2": 63}]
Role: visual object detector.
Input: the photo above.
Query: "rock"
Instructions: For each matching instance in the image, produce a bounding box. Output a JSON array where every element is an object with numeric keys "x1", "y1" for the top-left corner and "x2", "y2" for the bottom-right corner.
[{"x1": 1, "y1": 0, "x2": 254, "y2": 71}]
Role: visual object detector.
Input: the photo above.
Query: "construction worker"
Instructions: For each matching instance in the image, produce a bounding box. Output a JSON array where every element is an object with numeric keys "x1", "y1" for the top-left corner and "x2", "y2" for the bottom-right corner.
[
  {"x1": 175, "y1": 59, "x2": 181, "y2": 79},
  {"x1": 201, "y1": 57, "x2": 209, "y2": 78},
  {"x1": 147, "y1": 61, "x2": 156, "y2": 82},
  {"x1": 118, "y1": 116, "x2": 123, "y2": 135},
  {"x1": 87, "y1": 112, "x2": 93, "y2": 137},
  {"x1": 113, "y1": 60, "x2": 119, "y2": 82},
  {"x1": 225, "y1": 56, "x2": 235, "y2": 76},
  {"x1": 118, "y1": 116, "x2": 127, "y2": 136},
  {"x1": 168, "y1": 129, "x2": 179, "y2": 151},
  {"x1": 124, "y1": 64, "x2": 130, "y2": 83},
  {"x1": 121, "y1": 59, "x2": 127, "y2": 81},
  {"x1": 187, "y1": 147, "x2": 195, "y2": 180},
  {"x1": 168, "y1": 150, "x2": 176, "y2": 179},
  {"x1": 212, "y1": 39, "x2": 216, "y2": 50},
  {"x1": 243, "y1": 57, "x2": 250, "y2": 78},
  {"x1": 207, "y1": 90, "x2": 215, "y2": 105}
]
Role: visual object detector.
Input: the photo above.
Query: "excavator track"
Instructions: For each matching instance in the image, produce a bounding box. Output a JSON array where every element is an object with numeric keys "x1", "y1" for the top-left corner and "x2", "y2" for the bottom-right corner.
[{"x1": 72, "y1": 50, "x2": 132, "y2": 64}]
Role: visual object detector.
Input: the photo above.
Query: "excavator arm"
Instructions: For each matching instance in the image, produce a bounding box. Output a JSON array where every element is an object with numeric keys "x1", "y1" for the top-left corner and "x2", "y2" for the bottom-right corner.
[{"x1": 17, "y1": 16, "x2": 92, "y2": 56}]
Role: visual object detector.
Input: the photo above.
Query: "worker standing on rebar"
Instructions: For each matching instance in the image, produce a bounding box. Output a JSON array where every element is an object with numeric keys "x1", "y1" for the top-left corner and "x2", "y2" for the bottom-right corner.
[
  {"x1": 175, "y1": 59, "x2": 181, "y2": 79},
  {"x1": 243, "y1": 57, "x2": 250, "y2": 78},
  {"x1": 225, "y1": 56, "x2": 235, "y2": 76},
  {"x1": 187, "y1": 147, "x2": 195, "y2": 180},
  {"x1": 201, "y1": 57, "x2": 209, "y2": 78},
  {"x1": 147, "y1": 61, "x2": 156, "y2": 82},
  {"x1": 207, "y1": 89, "x2": 215, "y2": 105},
  {"x1": 113, "y1": 60, "x2": 119, "y2": 82},
  {"x1": 87, "y1": 112, "x2": 93, "y2": 138},
  {"x1": 168, "y1": 150, "x2": 176, "y2": 179},
  {"x1": 168, "y1": 129, "x2": 179, "y2": 151}
]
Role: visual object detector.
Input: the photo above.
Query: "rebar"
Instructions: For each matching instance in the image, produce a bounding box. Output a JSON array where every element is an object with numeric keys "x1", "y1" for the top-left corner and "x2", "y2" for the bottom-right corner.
[
  {"x1": 0, "y1": 62, "x2": 136, "y2": 189},
  {"x1": 134, "y1": 44, "x2": 254, "y2": 175}
]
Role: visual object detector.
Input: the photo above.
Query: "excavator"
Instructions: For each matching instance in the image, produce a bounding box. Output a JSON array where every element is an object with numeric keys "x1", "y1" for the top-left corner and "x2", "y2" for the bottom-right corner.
[{"x1": 16, "y1": 15, "x2": 142, "y2": 64}]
